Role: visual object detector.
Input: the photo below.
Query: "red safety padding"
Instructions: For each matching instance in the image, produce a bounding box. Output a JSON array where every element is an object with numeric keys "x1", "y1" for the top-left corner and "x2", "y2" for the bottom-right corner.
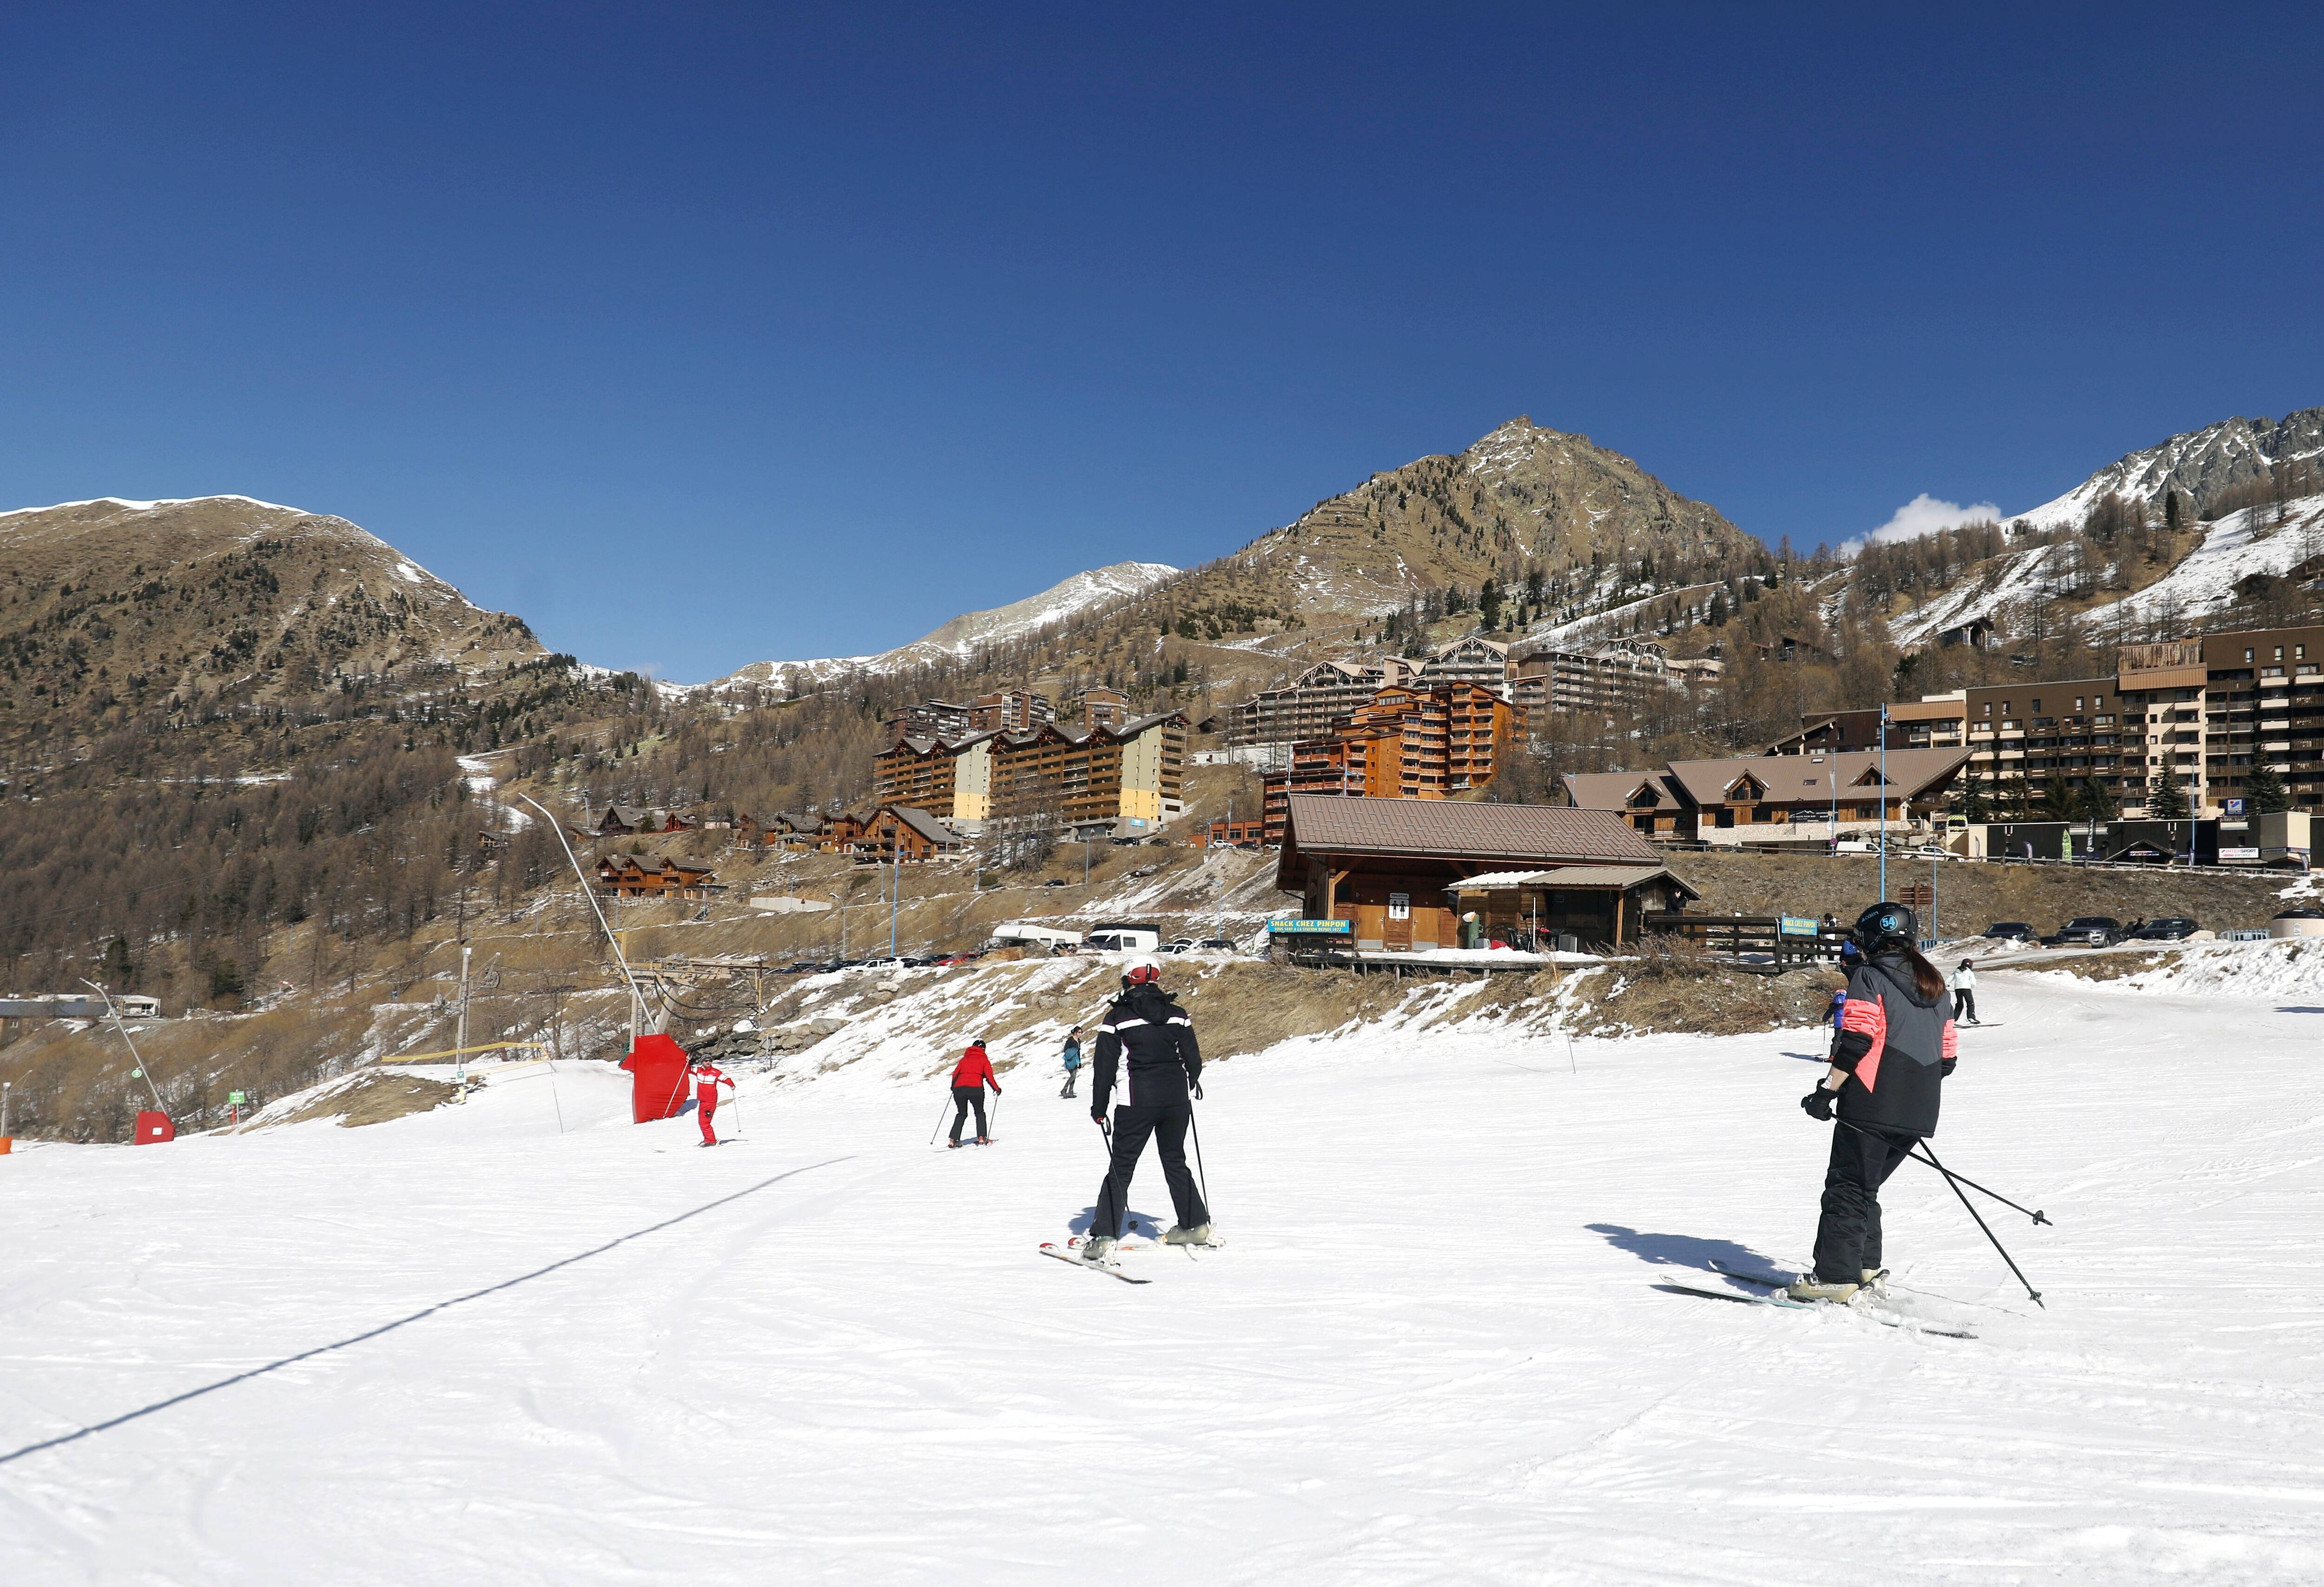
[
  {"x1": 619, "y1": 1034, "x2": 691, "y2": 1123},
  {"x1": 134, "y1": 1111, "x2": 176, "y2": 1144}
]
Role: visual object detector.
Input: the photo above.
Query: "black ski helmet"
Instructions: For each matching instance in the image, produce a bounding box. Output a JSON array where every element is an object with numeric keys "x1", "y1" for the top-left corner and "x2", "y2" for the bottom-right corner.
[{"x1": 1852, "y1": 901, "x2": 1917, "y2": 951}]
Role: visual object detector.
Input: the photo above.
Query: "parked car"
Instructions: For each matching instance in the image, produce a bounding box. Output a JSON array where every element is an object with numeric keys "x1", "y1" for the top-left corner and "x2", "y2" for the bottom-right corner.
[
  {"x1": 1195, "y1": 937, "x2": 1237, "y2": 951},
  {"x1": 2130, "y1": 917, "x2": 2200, "y2": 940},
  {"x1": 2045, "y1": 916, "x2": 2126, "y2": 947},
  {"x1": 1982, "y1": 922, "x2": 2036, "y2": 942},
  {"x1": 1041, "y1": 877, "x2": 1073, "y2": 888}
]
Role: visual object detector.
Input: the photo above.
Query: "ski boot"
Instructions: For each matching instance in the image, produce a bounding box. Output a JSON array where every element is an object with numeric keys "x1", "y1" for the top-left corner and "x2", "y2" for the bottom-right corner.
[
  {"x1": 1080, "y1": 1235, "x2": 1118, "y2": 1264},
  {"x1": 1859, "y1": 1267, "x2": 1890, "y2": 1296},
  {"x1": 1162, "y1": 1223, "x2": 1213, "y2": 1246},
  {"x1": 975, "y1": 1135, "x2": 991, "y2": 1145},
  {"x1": 948, "y1": 1139, "x2": 963, "y2": 1150},
  {"x1": 1785, "y1": 1276, "x2": 1862, "y2": 1304}
]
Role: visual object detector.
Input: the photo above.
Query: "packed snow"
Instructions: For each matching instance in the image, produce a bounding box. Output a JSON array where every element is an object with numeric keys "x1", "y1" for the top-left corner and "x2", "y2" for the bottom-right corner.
[{"x1": 5, "y1": 965, "x2": 2321, "y2": 1583}]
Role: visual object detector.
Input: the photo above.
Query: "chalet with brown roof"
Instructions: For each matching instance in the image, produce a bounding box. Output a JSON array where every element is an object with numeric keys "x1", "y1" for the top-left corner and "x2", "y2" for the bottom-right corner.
[
  {"x1": 593, "y1": 803, "x2": 652, "y2": 837},
  {"x1": 594, "y1": 855, "x2": 725, "y2": 900},
  {"x1": 1275, "y1": 794, "x2": 1676, "y2": 949},
  {"x1": 1564, "y1": 747, "x2": 1970, "y2": 840},
  {"x1": 855, "y1": 804, "x2": 967, "y2": 863}
]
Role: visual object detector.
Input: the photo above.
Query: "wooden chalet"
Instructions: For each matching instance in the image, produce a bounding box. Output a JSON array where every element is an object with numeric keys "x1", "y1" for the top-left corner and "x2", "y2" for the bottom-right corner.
[
  {"x1": 594, "y1": 855, "x2": 725, "y2": 900},
  {"x1": 854, "y1": 805, "x2": 967, "y2": 863},
  {"x1": 1275, "y1": 794, "x2": 1676, "y2": 950},
  {"x1": 593, "y1": 803, "x2": 652, "y2": 837}
]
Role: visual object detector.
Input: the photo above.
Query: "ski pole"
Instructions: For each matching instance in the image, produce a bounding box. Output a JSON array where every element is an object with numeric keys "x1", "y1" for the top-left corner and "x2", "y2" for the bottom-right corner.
[
  {"x1": 929, "y1": 1095, "x2": 952, "y2": 1147},
  {"x1": 987, "y1": 1091, "x2": 1001, "y2": 1141},
  {"x1": 1189, "y1": 1102, "x2": 1213, "y2": 1218},
  {"x1": 1921, "y1": 1138, "x2": 2045, "y2": 1307},
  {"x1": 1833, "y1": 1116, "x2": 2052, "y2": 1225}
]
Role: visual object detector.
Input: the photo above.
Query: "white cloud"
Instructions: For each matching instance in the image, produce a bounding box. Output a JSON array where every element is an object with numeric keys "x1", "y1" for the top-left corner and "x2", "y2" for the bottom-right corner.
[{"x1": 1842, "y1": 493, "x2": 2002, "y2": 556}]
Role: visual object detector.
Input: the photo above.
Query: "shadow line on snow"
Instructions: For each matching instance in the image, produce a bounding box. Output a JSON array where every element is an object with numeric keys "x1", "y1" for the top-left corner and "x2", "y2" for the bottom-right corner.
[
  {"x1": 0, "y1": 1156, "x2": 854, "y2": 1467},
  {"x1": 1586, "y1": 1223, "x2": 1786, "y2": 1281}
]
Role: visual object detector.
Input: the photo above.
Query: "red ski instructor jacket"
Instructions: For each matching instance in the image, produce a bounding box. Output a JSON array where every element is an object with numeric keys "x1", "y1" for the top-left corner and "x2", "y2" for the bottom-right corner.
[{"x1": 951, "y1": 1045, "x2": 998, "y2": 1091}]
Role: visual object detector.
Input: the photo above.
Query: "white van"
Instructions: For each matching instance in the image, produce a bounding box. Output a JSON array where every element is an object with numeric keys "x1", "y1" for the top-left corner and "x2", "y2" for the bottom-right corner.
[
  {"x1": 990, "y1": 922, "x2": 1083, "y2": 950},
  {"x1": 1084, "y1": 928, "x2": 1161, "y2": 953}
]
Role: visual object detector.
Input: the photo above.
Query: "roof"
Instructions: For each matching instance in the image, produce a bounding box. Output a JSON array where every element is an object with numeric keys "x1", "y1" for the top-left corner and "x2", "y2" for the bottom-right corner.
[
  {"x1": 1564, "y1": 771, "x2": 1674, "y2": 810},
  {"x1": 885, "y1": 805, "x2": 964, "y2": 846},
  {"x1": 1657, "y1": 747, "x2": 1968, "y2": 806},
  {"x1": 1449, "y1": 865, "x2": 1701, "y2": 899},
  {"x1": 1280, "y1": 794, "x2": 1662, "y2": 867}
]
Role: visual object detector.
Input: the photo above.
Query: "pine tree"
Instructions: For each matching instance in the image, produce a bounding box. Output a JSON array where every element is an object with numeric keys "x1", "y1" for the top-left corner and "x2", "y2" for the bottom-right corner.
[
  {"x1": 2245, "y1": 760, "x2": 2291, "y2": 814},
  {"x1": 2149, "y1": 773, "x2": 2191, "y2": 820},
  {"x1": 1708, "y1": 590, "x2": 1729, "y2": 627}
]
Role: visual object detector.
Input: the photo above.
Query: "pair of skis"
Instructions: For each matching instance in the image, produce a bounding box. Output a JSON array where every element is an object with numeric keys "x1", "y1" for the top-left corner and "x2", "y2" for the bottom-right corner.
[
  {"x1": 1657, "y1": 1260, "x2": 1976, "y2": 1339},
  {"x1": 1040, "y1": 1233, "x2": 1222, "y2": 1284}
]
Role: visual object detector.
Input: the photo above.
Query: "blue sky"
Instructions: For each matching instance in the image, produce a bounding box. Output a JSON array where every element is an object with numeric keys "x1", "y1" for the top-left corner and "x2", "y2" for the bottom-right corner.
[{"x1": 3, "y1": 4, "x2": 2320, "y2": 678}]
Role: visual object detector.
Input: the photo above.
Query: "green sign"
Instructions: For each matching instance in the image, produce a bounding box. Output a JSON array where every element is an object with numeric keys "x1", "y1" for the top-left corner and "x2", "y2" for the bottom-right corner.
[
  {"x1": 1269, "y1": 918, "x2": 1353, "y2": 934},
  {"x1": 228, "y1": 1091, "x2": 247, "y2": 1105}
]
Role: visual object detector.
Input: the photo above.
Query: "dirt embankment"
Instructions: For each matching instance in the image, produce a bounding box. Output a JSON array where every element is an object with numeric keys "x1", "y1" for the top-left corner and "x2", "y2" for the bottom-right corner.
[{"x1": 1664, "y1": 850, "x2": 2293, "y2": 936}]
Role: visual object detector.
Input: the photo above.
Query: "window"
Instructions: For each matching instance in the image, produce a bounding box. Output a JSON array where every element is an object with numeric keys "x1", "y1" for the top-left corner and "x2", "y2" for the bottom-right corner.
[
  {"x1": 2246, "y1": 648, "x2": 2256, "y2": 663},
  {"x1": 2300, "y1": 646, "x2": 2309, "y2": 661},
  {"x1": 2276, "y1": 647, "x2": 2286, "y2": 661},
  {"x1": 1982, "y1": 702, "x2": 1993, "y2": 715},
  {"x1": 2075, "y1": 697, "x2": 2084, "y2": 711},
  {"x1": 2032, "y1": 698, "x2": 2042, "y2": 713}
]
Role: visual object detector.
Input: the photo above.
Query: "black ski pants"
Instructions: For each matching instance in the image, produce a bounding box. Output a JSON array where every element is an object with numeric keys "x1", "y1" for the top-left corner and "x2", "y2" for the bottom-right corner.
[
  {"x1": 1953, "y1": 989, "x2": 1977, "y2": 1022},
  {"x1": 1812, "y1": 1123, "x2": 1918, "y2": 1283},
  {"x1": 949, "y1": 1086, "x2": 989, "y2": 1144},
  {"x1": 1091, "y1": 1102, "x2": 1208, "y2": 1240}
]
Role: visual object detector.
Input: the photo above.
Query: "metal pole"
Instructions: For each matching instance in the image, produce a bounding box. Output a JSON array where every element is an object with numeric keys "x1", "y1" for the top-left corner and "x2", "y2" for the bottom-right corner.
[
  {"x1": 517, "y1": 794, "x2": 647, "y2": 1045},
  {"x1": 83, "y1": 981, "x2": 165, "y2": 1113},
  {"x1": 456, "y1": 944, "x2": 472, "y2": 1101},
  {"x1": 1879, "y1": 704, "x2": 1889, "y2": 901},
  {"x1": 890, "y1": 839, "x2": 899, "y2": 958}
]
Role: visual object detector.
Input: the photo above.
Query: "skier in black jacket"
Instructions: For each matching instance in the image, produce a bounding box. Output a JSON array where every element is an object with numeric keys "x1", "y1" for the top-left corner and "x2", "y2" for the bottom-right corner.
[
  {"x1": 1792, "y1": 900, "x2": 1958, "y2": 1303},
  {"x1": 1081, "y1": 962, "x2": 1209, "y2": 1263}
]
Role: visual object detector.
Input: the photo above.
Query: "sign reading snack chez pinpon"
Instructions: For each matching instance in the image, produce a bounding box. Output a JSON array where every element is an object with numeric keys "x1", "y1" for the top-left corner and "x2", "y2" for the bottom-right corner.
[{"x1": 1268, "y1": 918, "x2": 1353, "y2": 934}]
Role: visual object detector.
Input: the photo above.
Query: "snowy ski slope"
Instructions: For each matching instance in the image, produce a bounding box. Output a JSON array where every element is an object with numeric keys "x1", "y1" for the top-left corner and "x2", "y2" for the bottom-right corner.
[{"x1": 4, "y1": 970, "x2": 2322, "y2": 1584}]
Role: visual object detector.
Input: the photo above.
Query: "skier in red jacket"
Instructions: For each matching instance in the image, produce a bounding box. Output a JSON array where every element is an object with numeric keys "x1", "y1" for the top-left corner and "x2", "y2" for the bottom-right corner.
[
  {"x1": 948, "y1": 1038, "x2": 1001, "y2": 1147},
  {"x1": 690, "y1": 1059, "x2": 734, "y2": 1147}
]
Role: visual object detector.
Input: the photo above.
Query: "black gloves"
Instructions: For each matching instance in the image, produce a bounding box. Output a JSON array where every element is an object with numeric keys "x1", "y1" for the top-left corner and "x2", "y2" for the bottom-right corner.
[
  {"x1": 1940, "y1": 1058, "x2": 1957, "y2": 1078},
  {"x1": 1800, "y1": 1086, "x2": 1838, "y2": 1122},
  {"x1": 1192, "y1": 1079, "x2": 1204, "y2": 1101},
  {"x1": 1092, "y1": 1104, "x2": 1108, "y2": 1124}
]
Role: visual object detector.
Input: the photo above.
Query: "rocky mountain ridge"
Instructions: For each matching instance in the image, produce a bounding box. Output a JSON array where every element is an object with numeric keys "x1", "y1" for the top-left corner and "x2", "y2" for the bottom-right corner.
[
  {"x1": 0, "y1": 495, "x2": 547, "y2": 751},
  {"x1": 2014, "y1": 408, "x2": 2324, "y2": 531}
]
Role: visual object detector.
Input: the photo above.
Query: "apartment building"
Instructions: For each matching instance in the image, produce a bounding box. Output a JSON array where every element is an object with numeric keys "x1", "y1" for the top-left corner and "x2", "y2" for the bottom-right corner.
[
  {"x1": 1769, "y1": 694, "x2": 1968, "y2": 755},
  {"x1": 988, "y1": 712, "x2": 1188, "y2": 834},
  {"x1": 889, "y1": 699, "x2": 974, "y2": 740},
  {"x1": 1077, "y1": 686, "x2": 1130, "y2": 732},
  {"x1": 1226, "y1": 660, "x2": 1413, "y2": 746},
  {"x1": 1510, "y1": 638, "x2": 1684, "y2": 716},
  {"x1": 968, "y1": 689, "x2": 1056, "y2": 733},
  {"x1": 1417, "y1": 635, "x2": 1510, "y2": 692},
  {"x1": 1256, "y1": 681, "x2": 1528, "y2": 842}
]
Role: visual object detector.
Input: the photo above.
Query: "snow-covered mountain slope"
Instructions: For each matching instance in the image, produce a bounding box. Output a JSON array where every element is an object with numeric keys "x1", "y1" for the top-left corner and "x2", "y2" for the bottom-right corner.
[
  {"x1": 716, "y1": 560, "x2": 1178, "y2": 689},
  {"x1": 8, "y1": 964, "x2": 2324, "y2": 1583},
  {"x1": 2015, "y1": 409, "x2": 2324, "y2": 532},
  {"x1": 1888, "y1": 541, "x2": 2072, "y2": 647},
  {"x1": 2081, "y1": 494, "x2": 2324, "y2": 631}
]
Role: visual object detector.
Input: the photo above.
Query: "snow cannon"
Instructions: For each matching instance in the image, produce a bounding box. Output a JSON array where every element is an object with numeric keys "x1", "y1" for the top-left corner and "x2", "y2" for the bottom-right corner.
[
  {"x1": 133, "y1": 1111, "x2": 175, "y2": 1144},
  {"x1": 620, "y1": 1034, "x2": 691, "y2": 1123}
]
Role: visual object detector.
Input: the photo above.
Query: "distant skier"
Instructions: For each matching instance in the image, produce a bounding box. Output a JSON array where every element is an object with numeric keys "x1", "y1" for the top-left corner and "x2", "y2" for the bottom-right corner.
[
  {"x1": 1827, "y1": 986, "x2": 1847, "y2": 1034},
  {"x1": 1082, "y1": 961, "x2": 1209, "y2": 1262},
  {"x1": 1792, "y1": 901, "x2": 1957, "y2": 1303},
  {"x1": 689, "y1": 1058, "x2": 734, "y2": 1147},
  {"x1": 949, "y1": 1038, "x2": 1001, "y2": 1147},
  {"x1": 1059, "y1": 1026, "x2": 1084, "y2": 1099},
  {"x1": 1950, "y1": 959, "x2": 1980, "y2": 1025}
]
